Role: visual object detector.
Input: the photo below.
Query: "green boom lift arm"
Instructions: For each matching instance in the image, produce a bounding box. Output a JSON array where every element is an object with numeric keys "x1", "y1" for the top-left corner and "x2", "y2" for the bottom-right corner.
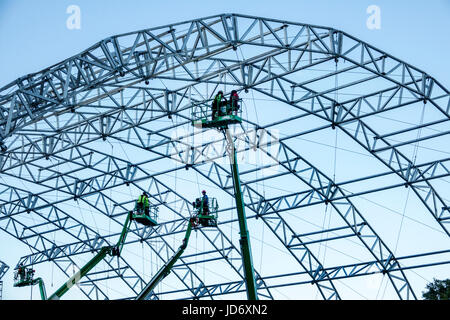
[
  {"x1": 14, "y1": 268, "x2": 48, "y2": 300},
  {"x1": 48, "y1": 211, "x2": 133, "y2": 300},
  {"x1": 15, "y1": 211, "x2": 134, "y2": 300},
  {"x1": 136, "y1": 218, "x2": 194, "y2": 300},
  {"x1": 190, "y1": 98, "x2": 258, "y2": 300},
  {"x1": 224, "y1": 129, "x2": 258, "y2": 300}
]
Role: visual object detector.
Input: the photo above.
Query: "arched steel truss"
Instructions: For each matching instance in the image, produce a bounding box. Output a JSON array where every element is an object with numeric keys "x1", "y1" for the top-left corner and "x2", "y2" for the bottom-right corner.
[
  {"x1": 0, "y1": 260, "x2": 8, "y2": 280},
  {"x1": 0, "y1": 13, "x2": 449, "y2": 300}
]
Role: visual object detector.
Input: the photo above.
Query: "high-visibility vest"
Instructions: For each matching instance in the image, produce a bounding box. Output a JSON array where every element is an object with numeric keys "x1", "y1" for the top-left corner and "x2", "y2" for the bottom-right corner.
[{"x1": 138, "y1": 195, "x2": 149, "y2": 207}]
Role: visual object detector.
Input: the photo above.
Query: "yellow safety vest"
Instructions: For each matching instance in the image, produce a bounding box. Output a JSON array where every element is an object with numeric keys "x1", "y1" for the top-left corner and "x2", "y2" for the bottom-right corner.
[{"x1": 138, "y1": 195, "x2": 149, "y2": 207}]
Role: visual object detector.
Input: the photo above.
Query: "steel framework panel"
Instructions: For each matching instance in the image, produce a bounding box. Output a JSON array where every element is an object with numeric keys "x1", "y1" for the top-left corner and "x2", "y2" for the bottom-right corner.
[{"x1": 0, "y1": 13, "x2": 449, "y2": 300}]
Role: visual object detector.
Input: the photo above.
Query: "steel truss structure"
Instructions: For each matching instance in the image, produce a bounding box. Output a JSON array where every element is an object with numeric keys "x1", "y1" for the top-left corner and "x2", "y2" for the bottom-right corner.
[
  {"x1": 0, "y1": 260, "x2": 8, "y2": 280},
  {"x1": 0, "y1": 13, "x2": 449, "y2": 300},
  {"x1": 0, "y1": 260, "x2": 8, "y2": 300}
]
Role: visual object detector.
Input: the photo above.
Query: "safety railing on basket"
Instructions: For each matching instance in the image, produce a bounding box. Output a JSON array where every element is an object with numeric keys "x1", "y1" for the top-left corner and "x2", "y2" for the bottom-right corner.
[{"x1": 191, "y1": 99, "x2": 243, "y2": 122}]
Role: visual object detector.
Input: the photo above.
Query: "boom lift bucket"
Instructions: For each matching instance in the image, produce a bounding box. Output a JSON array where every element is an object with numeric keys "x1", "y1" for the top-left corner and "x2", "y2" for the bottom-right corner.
[{"x1": 191, "y1": 98, "x2": 242, "y2": 129}]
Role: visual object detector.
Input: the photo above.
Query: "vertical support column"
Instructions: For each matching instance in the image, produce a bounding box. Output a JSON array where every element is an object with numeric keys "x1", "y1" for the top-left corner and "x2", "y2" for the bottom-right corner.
[{"x1": 224, "y1": 129, "x2": 258, "y2": 300}]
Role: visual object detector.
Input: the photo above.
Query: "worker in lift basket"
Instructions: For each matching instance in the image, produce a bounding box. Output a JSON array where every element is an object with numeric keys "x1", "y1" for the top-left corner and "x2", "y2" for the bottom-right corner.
[
  {"x1": 228, "y1": 90, "x2": 240, "y2": 115},
  {"x1": 212, "y1": 91, "x2": 227, "y2": 120},
  {"x1": 136, "y1": 191, "x2": 150, "y2": 216},
  {"x1": 201, "y1": 190, "x2": 209, "y2": 215},
  {"x1": 200, "y1": 190, "x2": 210, "y2": 227},
  {"x1": 17, "y1": 263, "x2": 25, "y2": 281}
]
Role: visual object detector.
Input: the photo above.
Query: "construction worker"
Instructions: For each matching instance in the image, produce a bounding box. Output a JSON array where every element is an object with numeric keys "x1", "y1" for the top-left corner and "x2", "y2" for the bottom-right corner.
[
  {"x1": 201, "y1": 190, "x2": 209, "y2": 215},
  {"x1": 136, "y1": 191, "x2": 150, "y2": 216},
  {"x1": 17, "y1": 263, "x2": 25, "y2": 281},
  {"x1": 228, "y1": 90, "x2": 240, "y2": 115},
  {"x1": 212, "y1": 91, "x2": 227, "y2": 120}
]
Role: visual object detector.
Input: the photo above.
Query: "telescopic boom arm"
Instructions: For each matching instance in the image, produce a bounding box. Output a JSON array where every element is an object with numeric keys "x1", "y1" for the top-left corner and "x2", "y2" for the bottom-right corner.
[
  {"x1": 136, "y1": 218, "x2": 194, "y2": 300},
  {"x1": 47, "y1": 211, "x2": 133, "y2": 300},
  {"x1": 13, "y1": 211, "x2": 134, "y2": 300}
]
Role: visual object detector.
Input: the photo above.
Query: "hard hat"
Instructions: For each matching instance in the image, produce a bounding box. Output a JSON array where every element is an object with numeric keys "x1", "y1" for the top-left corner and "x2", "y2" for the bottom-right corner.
[{"x1": 202, "y1": 190, "x2": 206, "y2": 194}]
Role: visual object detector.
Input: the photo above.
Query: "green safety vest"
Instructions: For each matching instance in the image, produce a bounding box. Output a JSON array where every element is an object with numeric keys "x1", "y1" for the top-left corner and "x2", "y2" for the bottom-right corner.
[{"x1": 138, "y1": 195, "x2": 149, "y2": 207}]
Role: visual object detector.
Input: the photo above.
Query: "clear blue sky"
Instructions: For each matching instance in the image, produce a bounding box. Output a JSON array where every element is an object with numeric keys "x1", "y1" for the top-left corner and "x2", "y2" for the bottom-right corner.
[
  {"x1": 0, "y1": 0, "x2": 449, "y2": 88},
  {"x1": 0, "y1": 0, "x2": 449, "y2": 300}
]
